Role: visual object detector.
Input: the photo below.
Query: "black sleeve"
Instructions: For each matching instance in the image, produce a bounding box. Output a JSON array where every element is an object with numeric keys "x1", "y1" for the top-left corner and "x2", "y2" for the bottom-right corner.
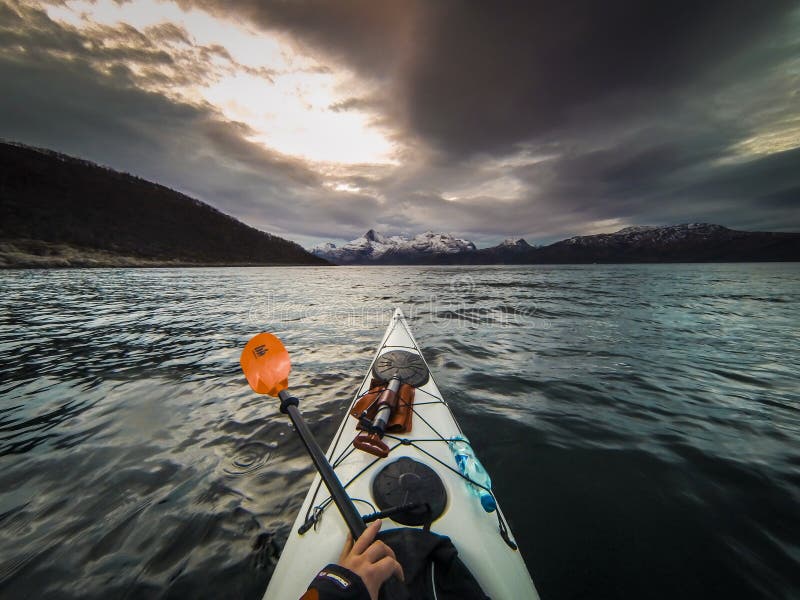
[{"x1": 301, "y1": 563, "x2": 371, "y2": 600}]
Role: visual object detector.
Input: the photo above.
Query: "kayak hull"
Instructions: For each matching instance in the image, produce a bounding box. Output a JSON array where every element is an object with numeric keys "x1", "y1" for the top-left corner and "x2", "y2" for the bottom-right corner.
[{"x1": 263, "y1": 308, "x2": 539, "y2": 599}]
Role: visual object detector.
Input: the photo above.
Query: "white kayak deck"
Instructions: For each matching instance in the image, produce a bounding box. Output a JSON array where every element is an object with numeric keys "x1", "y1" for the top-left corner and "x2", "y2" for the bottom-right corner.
[{"x1": 264, "y1": 308, "x2": 539, "y2": 599}]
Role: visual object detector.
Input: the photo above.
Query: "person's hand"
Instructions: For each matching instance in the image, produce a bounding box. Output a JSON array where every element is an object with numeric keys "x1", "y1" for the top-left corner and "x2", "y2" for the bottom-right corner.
[{"x1": 338, "y1": 519, "x2": 404, "y2": 600}]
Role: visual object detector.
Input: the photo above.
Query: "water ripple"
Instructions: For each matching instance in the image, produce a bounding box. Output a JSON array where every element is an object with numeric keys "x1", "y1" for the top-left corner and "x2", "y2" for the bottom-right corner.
[
  {"x1": 0, "y1": 264, "x2": 799, "y2": 599},
  {"x1": 223, "y1": 442, "x2": 275, "y2": 476}
]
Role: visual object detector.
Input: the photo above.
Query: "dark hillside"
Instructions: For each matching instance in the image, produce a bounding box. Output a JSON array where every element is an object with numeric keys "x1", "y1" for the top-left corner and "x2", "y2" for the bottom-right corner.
[{"x1": 0, "y1": 141, "x2": 327, "y2": 267}]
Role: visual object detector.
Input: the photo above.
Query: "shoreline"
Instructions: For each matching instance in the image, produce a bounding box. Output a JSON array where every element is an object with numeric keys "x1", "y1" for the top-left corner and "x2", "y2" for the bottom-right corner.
[{"x1": 0, "y1": 240, "x2": 331, "y2": 268}]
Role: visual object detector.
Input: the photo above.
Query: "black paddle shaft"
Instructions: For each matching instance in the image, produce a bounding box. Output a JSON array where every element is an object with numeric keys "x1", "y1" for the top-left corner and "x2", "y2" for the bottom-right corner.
[
  {"x1": 278, "y1": 390, "x2": 410, "y2": 600},
  {"x1": 278, "y1": 390, "x2": 367, "y2": 538}
]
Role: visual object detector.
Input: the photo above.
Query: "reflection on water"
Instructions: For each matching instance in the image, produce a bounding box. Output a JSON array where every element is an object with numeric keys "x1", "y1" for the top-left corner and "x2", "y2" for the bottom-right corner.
[{"x1": 1, "y1": 264, "x2": 799, "y2": 599}]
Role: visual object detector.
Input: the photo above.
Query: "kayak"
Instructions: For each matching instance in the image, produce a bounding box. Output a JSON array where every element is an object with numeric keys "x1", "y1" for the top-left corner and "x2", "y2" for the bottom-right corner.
[{"x1": 263, "y1": 308, "x2": 539, "y2": 599}]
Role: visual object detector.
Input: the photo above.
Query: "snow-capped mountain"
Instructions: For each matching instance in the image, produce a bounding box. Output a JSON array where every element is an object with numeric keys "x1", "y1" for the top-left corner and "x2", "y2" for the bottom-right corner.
[
  {"x1": 311, "y1": 224, "x2": 799, "y2": 265},
  {"x1": 499, "y1": 238, "x2": 533, "y2": 251},
  {"x1": 312, "y1": 230, "x2": 477, "y2": 264}
]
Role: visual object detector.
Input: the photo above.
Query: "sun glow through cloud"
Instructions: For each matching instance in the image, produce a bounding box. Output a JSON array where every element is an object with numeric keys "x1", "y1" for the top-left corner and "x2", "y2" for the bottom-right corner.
[{"x1": 41, "y1": 0, "x2": 397, "y2": 165}]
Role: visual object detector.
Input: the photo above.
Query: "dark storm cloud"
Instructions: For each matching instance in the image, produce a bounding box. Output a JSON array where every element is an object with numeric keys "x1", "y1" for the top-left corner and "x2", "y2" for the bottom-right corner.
[
  {"x1": 402, "y1": 1, "x2": 798, "y2": 157},
  {"x1": 181, "y1": 0, "x2": 422, "y2": 77},
  {"x1": 507, "y1": 138, "x2": 800, "y2": 240},
  {"x1": 172, "y1": 0, "x2": 800, "y2": 239},
  {"x1": 189, "y1": 0, "x2": 796, "y2": 155},
  {"x1": 3, "y1": 0, "x2": 799, "y2": 247},
  {"x1": 674, "y1": 148, "x2": 800, "y2": 228}
]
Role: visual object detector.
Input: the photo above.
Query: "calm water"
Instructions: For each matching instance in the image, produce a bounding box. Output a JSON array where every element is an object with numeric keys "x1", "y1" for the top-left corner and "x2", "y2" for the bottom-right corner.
[{"x1": 1, "y1": 265, "x2": 799, "y2": 600}]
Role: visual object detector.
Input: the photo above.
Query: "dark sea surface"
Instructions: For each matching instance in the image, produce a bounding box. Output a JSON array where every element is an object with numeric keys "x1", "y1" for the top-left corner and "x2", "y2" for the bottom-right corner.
[{"x1": 1, "y1": 264, "x2": 799, "y2": 600}]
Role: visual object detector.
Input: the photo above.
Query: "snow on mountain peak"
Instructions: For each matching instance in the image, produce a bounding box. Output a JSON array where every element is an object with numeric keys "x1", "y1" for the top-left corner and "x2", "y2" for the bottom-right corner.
[
  {"x1": 501, "y1": 238, "x2": 530, "y2": 247},
  {"x1": 410, "y1": 231, "x2": 476, "y2": 253},
  {"x1": 312, "y1": 230, "x2": 477, "y2": 263}
]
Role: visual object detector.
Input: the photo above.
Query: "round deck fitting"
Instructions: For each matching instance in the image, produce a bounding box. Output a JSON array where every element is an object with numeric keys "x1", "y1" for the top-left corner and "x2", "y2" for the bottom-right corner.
[
  {"x1": 372, "y1": 457, "x2": 446, "y2": 526},
  {"x1": 372, "y1": 350, "x2": 429, "y2": 388}
]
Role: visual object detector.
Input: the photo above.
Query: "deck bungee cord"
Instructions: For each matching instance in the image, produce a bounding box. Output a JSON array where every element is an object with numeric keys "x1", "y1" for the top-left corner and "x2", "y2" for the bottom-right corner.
[{"x1": 299, "y1": 372, "x2": 518, "y2": 549}]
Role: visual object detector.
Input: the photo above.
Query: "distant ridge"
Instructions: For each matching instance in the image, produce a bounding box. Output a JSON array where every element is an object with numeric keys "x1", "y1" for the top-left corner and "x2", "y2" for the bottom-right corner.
[
  {"x1": 313, "y1": 224, "x2": 800, "y2": 265},
  {"x1": 0, "y1": 141, "x2": 328, "y2": 268},
  {"x1": 522, "y1": 223, "x2": 800, "y2": 264}
]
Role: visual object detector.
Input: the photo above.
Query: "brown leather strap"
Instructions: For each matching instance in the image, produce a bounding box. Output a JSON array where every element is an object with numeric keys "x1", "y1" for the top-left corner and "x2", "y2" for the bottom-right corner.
[
  {"x1": 386, "y1": 383, "x2": 415, "y2": 432},
  {"x1": 350, "y1": 378, "x2": 416, "y2": 434},
  {"x1": 353, "y1": 432, "x2": 390, "y2": 458}
]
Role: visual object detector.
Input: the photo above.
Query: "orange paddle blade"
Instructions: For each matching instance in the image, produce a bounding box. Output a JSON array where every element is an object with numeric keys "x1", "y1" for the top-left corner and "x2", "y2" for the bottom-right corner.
[{"x1": 240, "y1": 332, "x2": 291, "y2": 396}]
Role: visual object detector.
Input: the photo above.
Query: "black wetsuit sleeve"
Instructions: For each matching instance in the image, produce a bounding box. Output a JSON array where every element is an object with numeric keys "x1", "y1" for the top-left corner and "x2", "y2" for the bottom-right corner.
[{"x1": 300, "y1": 564, "x2": 371, "y2": 600}]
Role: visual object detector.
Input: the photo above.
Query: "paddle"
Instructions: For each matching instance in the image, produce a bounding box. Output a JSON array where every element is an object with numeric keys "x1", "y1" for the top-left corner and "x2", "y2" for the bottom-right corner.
[
  {"x1": 240, "y1": 332, "x2": 367, "y2": 539},
  {"x1": 241, "y1": 332, "x2": 410, "y2": 600}
]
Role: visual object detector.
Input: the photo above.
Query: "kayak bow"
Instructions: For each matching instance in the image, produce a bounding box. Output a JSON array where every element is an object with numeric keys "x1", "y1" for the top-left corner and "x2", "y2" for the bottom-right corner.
[{"x1": 262, "y1": 308, "x2": 539, "y2": 599}]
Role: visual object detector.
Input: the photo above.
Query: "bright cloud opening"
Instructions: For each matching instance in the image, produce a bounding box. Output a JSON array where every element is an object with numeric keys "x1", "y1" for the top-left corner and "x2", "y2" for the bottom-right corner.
[{"x1": 41, "y1": 0, "x2": 398, "y2": 165}]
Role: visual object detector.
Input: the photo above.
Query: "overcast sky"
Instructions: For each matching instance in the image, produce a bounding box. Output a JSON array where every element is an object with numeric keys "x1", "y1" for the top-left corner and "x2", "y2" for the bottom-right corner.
[{"x1": 2, "y1": 0, "x2": 799, "y2": 247}]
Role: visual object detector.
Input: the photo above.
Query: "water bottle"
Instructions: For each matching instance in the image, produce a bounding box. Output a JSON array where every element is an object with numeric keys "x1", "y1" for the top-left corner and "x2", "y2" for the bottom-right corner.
[{"x1": 448, "y1": 436, "x2": 497, "y2": 512}]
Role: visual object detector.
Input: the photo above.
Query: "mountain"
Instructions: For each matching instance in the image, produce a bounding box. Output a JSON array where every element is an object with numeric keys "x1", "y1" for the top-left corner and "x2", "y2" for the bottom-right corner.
[
  {"x1": 313, "y1": 224, "x2": 799, "y2": 265},
  {"x1": 526, "y1": 223, "x2": 800, "y2": 263},
  {"x1": 312, "y1": 230, "x2": 477, "y2": 264},
  {"x1": 0, "y1": 141, "x2": 328, "y2": 267},
  {"x1": 460, "y1": 238, "x2": 536, "y2": 264}
]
